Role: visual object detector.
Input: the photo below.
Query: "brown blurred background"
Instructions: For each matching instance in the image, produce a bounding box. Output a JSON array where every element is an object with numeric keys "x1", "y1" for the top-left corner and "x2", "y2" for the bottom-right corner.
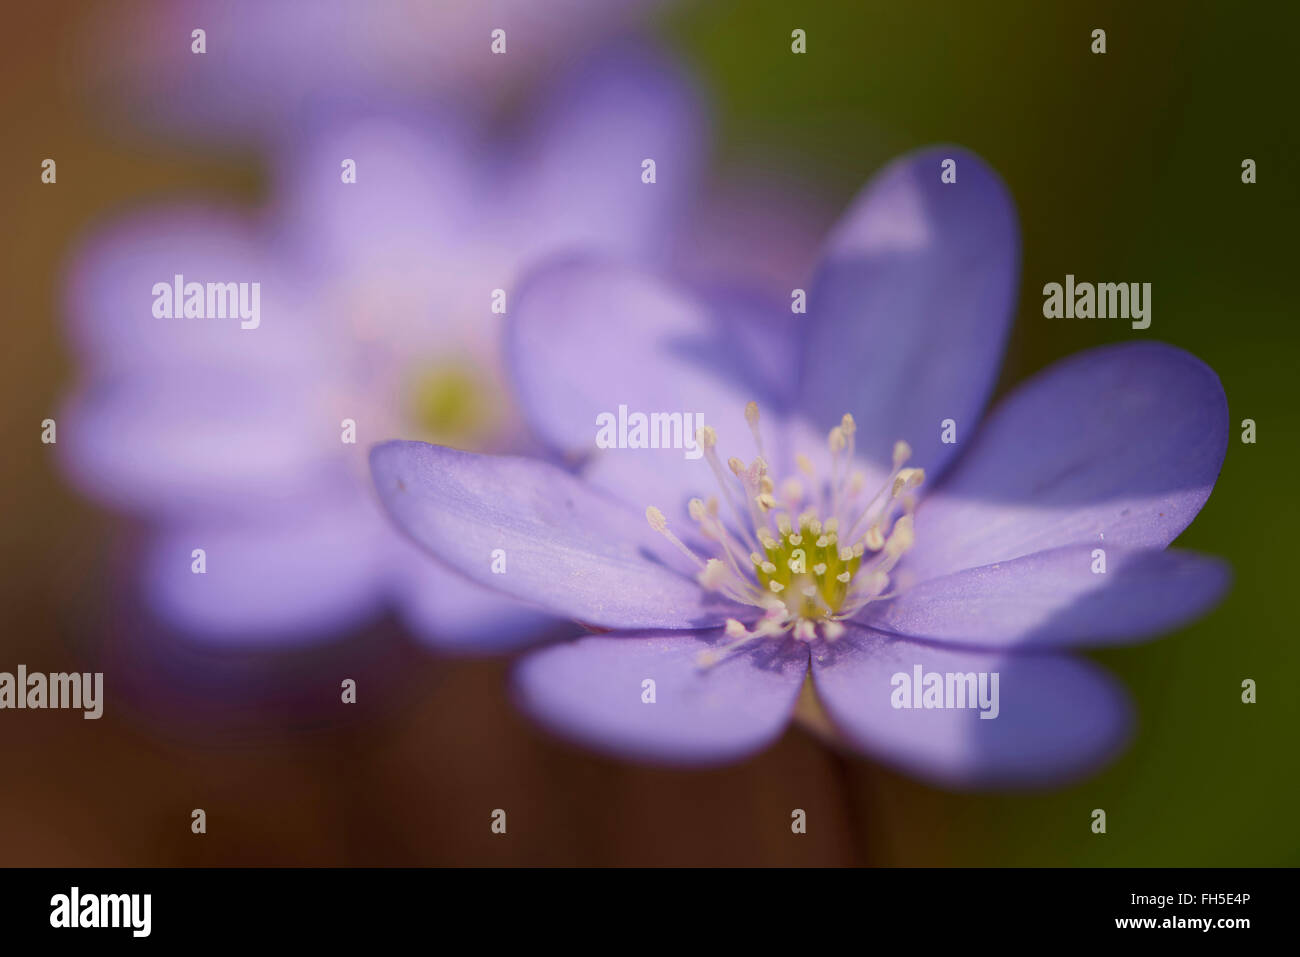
[{"x1": 0, "y1": 1, "x2": 907, "y2": 867}]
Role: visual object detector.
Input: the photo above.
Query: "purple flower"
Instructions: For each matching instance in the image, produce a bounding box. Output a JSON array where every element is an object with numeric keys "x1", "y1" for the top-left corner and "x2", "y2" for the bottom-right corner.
[
  {"x1": 57, "y1": 47, "x2": 707, "y2": 649},
  {"x1": 370, "y1": 147, "x2": 1230, "y2": 788}
]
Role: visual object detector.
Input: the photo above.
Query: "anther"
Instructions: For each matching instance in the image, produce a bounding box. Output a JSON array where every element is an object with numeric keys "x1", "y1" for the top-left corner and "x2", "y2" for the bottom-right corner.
[
  {"x1": 891, "y1": 467, "x2": 925, "y2": 498},
  {"x1": 645, "y1": 506, "x2": 668, "y2": 533},
  {"x1": 745, "y1": 400, "x2": 766, "y2": 458}
]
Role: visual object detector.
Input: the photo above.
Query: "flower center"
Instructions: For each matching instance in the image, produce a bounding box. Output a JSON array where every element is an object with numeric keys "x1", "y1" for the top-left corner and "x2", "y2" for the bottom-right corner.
[
  {"x1": 646, "y1": 402, "x2": 923, "y2": 666},
  {"x1": 406, "y1": 359, "x2": 501, "y2": 448}
]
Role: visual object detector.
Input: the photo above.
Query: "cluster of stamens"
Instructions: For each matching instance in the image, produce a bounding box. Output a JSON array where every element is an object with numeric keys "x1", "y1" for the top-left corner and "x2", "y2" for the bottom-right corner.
[{"x1": 646, "y1": 402, "x2": 923, "y2": 667}]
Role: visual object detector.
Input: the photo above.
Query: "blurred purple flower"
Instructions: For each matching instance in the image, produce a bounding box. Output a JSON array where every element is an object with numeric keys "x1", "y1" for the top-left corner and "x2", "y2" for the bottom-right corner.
[
  {"x1": 81, "y1": 0, "x2": 664, "y2": 143},
  {"x1": 370, "y1": 147, "x2": 1230, "y2": 787},
  {"x1": 58, "y1": 46, "x2": 709, "y2": 650}
]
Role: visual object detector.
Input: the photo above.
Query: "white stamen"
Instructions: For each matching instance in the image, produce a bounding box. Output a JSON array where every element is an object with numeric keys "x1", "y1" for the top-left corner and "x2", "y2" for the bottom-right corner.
[
  {"x1": 745, "y1": 400, "x2": 765, "y2": 458},
  {"x1": 646, "y1": 506, "x2": 706, "y2": 568},
  {"x1": 696, "y1": 558, "x2": 761, "y2": 606},
  {"x1": 885, "y1": 514, "x2": 915, "y2": 557},
  {"x1": 656, "y1": 408, "x2": 922, "y2": 650},
  {"x1": 699, "y1": 434, "x2": 758, "y2": 551}
]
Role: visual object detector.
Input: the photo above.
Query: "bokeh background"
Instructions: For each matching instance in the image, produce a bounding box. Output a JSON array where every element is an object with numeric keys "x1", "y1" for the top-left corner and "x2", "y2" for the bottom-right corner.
[{"x1": 2, "y1": 0, "x2": 1296, "y2": 865}]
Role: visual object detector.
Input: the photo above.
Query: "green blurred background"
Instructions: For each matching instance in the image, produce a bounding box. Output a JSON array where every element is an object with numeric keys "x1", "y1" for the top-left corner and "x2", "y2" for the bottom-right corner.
[
  {"x1": 663, "y1": 0, "x2": 1299, "y2": 865},
  {"x1": 1, "y1": 0, "x2": 1295, "y2": 865}
]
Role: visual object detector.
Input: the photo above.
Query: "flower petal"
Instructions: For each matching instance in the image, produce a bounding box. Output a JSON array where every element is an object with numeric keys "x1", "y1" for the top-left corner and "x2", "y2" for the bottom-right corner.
[
  {"x1": 271, "y1": 111, "x2": 480, "y2": 283},
  {"x1": 143, "y1": 499, "x2": 388, "y2": 644},
  {"x1": 908, "y1": 341, "x2": 1229, "y2": 581},
  {"x1": 797, "y1": 146, "x2": 1019, "y2": 481},
  {"x1": 508, "y1": 261, "x2": 771, "y2": 455},
  {"x1": 369, "y1": 441, "x2": 745, "y2": 630},
  {"x1": 267, "y1": 111, "x2": 514, "y2": 372},
  {"x1": 500, "y1": 41, "x2": 707, "y2": 267},
  {"x1": 812, "y1": 626, "x2": 1132, "y2": 788},
  {"x1": 513, "y1": 630, "x2": 808, "y2": 765},
  {"x1": 388, "y1": 537, "x2": 564, "y2": 654},
  {"x1": 63, "y1": 206, "x2": 324, "y2": 376},
  {"x1": 863, "y1": 545, "x2": 1230, "y2": 650},
  {"x1": 58, "y1": 371, "x2": 343, "y2": 516},
  {"x1": 507, "y1": 261, "x2": 787, "y2": 528},
  {"x1": 671, "y1": 167, "x2": 835, "y2": 304}
]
